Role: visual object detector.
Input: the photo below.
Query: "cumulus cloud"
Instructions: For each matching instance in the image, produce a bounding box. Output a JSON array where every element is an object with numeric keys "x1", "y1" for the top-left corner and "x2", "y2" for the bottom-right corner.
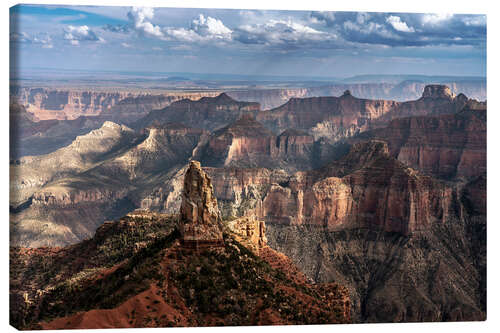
[
  {"x1": 164, "y1": 14, "x2": 232, "y2": 42},
  {"x1": 127, "y1": 7, "x2": 164, "y2": 38},
  {"x1": 386, "y1": 15, "x2": 415, "y2": 32},
  {"x1": 191, "y1": 14, "x2": 232, "y2": 39},
  {"x1": 93, "y1": 8, "x2": 486, "y2": 50},
  {"x1": 64, "y1": 25, "x2": 104, "y2": 45},
  {"x1": 234, "y1": 19, "x2": 332, "y2": 46}
]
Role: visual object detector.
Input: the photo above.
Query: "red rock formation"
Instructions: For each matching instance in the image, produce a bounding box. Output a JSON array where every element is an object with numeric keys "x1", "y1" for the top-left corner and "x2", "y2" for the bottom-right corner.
[
  {"x1": 179, "y1": 161, "x2": 224, "y2": 248},
  {"x1": 227, "y1": 216, "x2": 267, "y2": 254},
  {"x1": 363, "y1": 107, "x2": 486, "y2": 180}
]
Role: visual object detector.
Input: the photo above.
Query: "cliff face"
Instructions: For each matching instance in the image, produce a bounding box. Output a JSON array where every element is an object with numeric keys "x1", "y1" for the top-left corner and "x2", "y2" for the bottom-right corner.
[
  {"x1": 139, "y1": 140, "x2": 485, "y2": 323},
  {"x1": 13, "y1": 88, "x2": 132, "y2": 120},
  {"x1": 10, "y1": 121, "x2": 139, "y2": 205},
  {"x1": 361, "y1": 106, "x2": 486, "y2": 180},
  {"x1": 12, "y1": 87, "x2": 220, "y2": 122}
]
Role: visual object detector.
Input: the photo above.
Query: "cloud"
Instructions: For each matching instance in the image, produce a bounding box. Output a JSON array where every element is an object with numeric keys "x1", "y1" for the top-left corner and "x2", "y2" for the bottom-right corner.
[
  {"x1": 310, "y1": 11, "x2": 335, "y2": 26},
  {"x1": 233, "y1": 19, "x2": 333, "y2": 46},
  {"x1": 307, "y1": 12, "x2": 485, "y2": 47},
  {"x1": 121, "y1": 42, "x2": 132, "y2": 48},
  {"x1": 10, "y1": 31, "x2": 53, "y2": 48},
  {"x1": 191, "y1": 14, "x2": 232, "y2": 39},
  {"x1": 462, "y1": 15, "x2": 486, "y2": 26},
  {"x1": 421, "y1": 13, "x2": 454, "y2": 25},
  {"x1": 64, "y1": 25, "x2": 104, "y2": 45},
  {"x1": 127, "y1": 7, "x2": 164, "y2": 38},
  {"x1": 33, "y1": 34, "x2": 53, "y2": 48},
  {"x1": 164, "y1": 14, "x2": 232, "y2": 42},
  {"x1": 386, "y1": 16, "x2": 415, "y2": 32},
  {"x1": 343, "y1": 19, "x2": 397, "y2": 40}
]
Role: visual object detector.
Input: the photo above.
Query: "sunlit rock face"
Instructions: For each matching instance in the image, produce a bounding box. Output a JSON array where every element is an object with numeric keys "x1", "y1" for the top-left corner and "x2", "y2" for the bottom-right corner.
[{"x1": 179, "y1": 160, "x2": 224, "y2": 247}]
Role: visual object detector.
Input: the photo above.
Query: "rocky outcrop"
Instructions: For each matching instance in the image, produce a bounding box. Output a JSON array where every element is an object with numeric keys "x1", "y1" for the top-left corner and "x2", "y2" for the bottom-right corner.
[
  {"x1": 10, "y1": 210, "x2": 351, "y2": 329},
  {"x1": 421, "y1": 84, "x2": 455, "y2": 99},
  {"x1": 179, "y1": 161, "x2": 224, "y2": 247},
  {"x1": 227, "y1": 216, "x2": 267, "y2": 254}
]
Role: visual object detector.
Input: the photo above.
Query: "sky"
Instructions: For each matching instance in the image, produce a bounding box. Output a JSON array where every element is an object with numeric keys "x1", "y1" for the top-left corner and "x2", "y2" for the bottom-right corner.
[{"x1": 9, "y1": 4, "x2": 487, "y2": 78}]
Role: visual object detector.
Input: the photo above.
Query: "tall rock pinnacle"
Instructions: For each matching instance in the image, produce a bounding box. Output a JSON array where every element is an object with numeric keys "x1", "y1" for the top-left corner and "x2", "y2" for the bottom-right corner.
[{"x1": 179, "y1": 160, "x2": 224, "y2": 247}]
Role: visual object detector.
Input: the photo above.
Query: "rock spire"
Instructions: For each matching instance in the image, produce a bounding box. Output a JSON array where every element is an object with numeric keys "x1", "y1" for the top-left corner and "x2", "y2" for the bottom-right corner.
[{"x1": 179, "y1": 160, "x2": 224, "y2": 248}]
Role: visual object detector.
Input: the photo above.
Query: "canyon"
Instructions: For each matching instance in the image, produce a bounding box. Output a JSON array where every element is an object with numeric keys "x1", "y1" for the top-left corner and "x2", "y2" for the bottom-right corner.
[{"x1": 9, "y1": 84, "x2": 486, "y2": 324}]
